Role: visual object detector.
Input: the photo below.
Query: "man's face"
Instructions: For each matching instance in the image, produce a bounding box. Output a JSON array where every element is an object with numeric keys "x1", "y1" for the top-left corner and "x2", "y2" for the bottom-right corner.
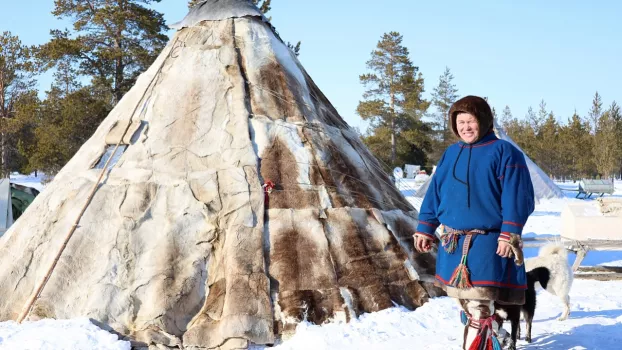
[{"x1": 456, "y1": 112, "x2": 479, "y2": 144}]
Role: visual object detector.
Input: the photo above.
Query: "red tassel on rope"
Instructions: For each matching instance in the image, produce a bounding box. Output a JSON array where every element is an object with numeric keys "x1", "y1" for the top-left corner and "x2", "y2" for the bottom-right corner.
[
  {"x1": 263, "y1": 180, "x2": 275, "y2": 206},
  {"x1": 468, "y1": 333, "x2": 482, "y2": 350},
  {"x1": 468, "y1": 317, "x2": 496, "y2": 350}
]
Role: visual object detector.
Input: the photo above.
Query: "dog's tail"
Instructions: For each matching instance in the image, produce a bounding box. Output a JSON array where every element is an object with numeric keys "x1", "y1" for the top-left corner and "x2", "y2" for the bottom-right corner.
[
  {"x1": 527, "y1": 267, "x2": 551, "y2": 289},
  {"x1": 538, "y1": 243, "x2": 567, "y2": 258}
]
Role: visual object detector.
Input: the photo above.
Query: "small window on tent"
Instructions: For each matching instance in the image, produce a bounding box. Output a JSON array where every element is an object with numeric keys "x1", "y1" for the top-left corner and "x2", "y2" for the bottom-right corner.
[
  {"x1": 91, "y1": 119, "x2": 143, "y2": 169},
  {"x1": 93, "y1": 145, "x2": 128, "y2": 169}
]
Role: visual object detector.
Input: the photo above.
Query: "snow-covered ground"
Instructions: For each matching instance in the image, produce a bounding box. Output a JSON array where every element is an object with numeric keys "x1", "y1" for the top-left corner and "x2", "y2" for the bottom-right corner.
[
  {"x1": 267, "y1": 180, "x2": 622, "y2": 350},
  {"x1": 2, "y1": 176, "x2": 622, "y2": 349},
  {"x1": 9, "y1": 172, "x2": 47, "y2": 192},
  {"x1": 266, "y1": 280, "x2": 622, "y2": 350},
  {"x1": 0, "y1": 318, "x2": 129, "y2": 350}
]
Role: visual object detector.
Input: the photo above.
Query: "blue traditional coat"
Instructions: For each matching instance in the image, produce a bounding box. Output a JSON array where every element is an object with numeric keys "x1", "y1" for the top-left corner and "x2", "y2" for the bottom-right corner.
[{"x1": 415, "y1": 132, "x2": 535, "y2": 290}]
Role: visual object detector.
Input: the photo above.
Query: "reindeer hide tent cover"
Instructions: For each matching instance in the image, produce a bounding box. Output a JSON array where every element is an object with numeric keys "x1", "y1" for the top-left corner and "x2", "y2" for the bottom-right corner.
[{"x1": 0, "y1": 1, "x2": 441, "y2": 348}]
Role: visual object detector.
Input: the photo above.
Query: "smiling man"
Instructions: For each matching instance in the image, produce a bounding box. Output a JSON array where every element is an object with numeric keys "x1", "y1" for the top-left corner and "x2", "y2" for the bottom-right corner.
[{"x1": 413, "y1": 95, "x2": 535, "y2": 349}]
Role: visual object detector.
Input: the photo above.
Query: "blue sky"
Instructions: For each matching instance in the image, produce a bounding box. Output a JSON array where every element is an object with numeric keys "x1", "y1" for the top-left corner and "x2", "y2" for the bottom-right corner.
[{"x1": 2, "y1": 0, "x2": 621, "y2": 131}]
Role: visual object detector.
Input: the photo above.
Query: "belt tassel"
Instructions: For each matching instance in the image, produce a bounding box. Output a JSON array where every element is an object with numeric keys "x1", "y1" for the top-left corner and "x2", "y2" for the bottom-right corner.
[{"x1": 448, "y1": 234, "x2": 473, "y2": 289}]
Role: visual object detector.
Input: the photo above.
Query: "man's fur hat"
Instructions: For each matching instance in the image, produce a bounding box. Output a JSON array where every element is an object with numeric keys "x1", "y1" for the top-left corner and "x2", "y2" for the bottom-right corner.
[{"x1": 449, "y1": 96, "x2": 494, "y2": 142}]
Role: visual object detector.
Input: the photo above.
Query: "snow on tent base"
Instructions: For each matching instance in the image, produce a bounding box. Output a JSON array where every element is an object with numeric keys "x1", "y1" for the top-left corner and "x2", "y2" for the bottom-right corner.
[
  {"x1": 0, "y1": 318, "x2": 130, "y2": 350},
  {"x1": 0, "y1": 1, "x2": 442, "y2": 349}
]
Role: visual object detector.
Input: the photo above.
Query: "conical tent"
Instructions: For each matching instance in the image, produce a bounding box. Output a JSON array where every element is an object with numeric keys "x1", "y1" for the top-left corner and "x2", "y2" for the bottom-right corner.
[
  {"x1": 414, "y1": 176, "x2": 432, "y2": 200},
  {"x1": 408, "y1": 175, "x2": 433, "y2": 213},
  {"x1": 0, "y1": 1, "x2": 441, "y2": 349}
]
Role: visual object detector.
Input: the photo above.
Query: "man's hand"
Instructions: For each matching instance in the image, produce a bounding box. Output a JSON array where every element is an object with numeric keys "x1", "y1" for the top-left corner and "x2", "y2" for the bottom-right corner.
[
  {"x1": 415, "y1": 235, "x2": 434, "y2": 253},
  {"x1": 496, "y1": 240, "x2": 513, "y2": 258}
]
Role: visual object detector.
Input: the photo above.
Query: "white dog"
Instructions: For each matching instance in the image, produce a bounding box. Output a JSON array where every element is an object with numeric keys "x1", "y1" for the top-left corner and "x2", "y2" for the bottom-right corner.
[{"x1": 525, "y1": 243, "x2": 573, "y2": 321}]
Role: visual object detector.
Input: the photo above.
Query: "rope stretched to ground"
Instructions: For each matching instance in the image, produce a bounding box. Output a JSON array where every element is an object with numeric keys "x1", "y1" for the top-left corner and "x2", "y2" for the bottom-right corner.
[{"x1": 15, "y1": 36, "x2": 183, "y2": 323}]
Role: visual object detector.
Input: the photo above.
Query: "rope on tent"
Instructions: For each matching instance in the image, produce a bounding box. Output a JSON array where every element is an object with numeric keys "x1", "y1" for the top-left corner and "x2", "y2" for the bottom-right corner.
[
  {"x1": 16, "y1": 36, "x2": 183, "y2": 324},
  {"x1": 16, "y1": 141, "x2": 125, "y2": 323}
]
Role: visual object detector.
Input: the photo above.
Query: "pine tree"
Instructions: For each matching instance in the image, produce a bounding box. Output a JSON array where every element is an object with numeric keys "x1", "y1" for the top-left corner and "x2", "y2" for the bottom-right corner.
[
  {"x1": 537, "y1": 112, "x2": 560, "y2": 176},
  {"x1": 38, "y1": 0, "x2": 169, "y2": 103},
  {"x1": 0, "y1": 31, "x2": 36, "y2": 176},
  {"x1": 588, "y1": 91, "x2": 603, "y2": 134},
  {"x1": 535, "y1": 100, "x2": 548, "y2": 132},
  {"x1": 24, "y1": 1, "x2": 170, "y2": 173},
  {"x1": 508, "y1": 111, "x2": 537, "y2": 165},
  {"x1": 560, "y1": 112, "x2": 594, "y2": 179},
  {"x1": 11, "y1": 91, "x2": 41, "y2": 174},
  {"x1": 526, "y1": 100, "x2": 550, "y2": 168},
  {"x1": 593, "y1": 109, "x2": 618, "y2": 178},
  {"x1": 362, "y1": 118, "x2": 433, "y2": 171},
  {"x1": 430, "y1": 67, "x2": 458, "y2": 144},
  {"x1": 608, "y1": 101, "x2": 622, "y2": 177},
  {"x1": 525, "y1": 106, "x2": 537, "y2": 130},
  {"x1": 499, "y1": 105, "x2": 513, "y2": 128},
  {"x1": 357, "y1": 32, "x2": 429, "y2": 166},
  {"x1": 24, "y1": 83, "x2": 111, "y2": 175}
]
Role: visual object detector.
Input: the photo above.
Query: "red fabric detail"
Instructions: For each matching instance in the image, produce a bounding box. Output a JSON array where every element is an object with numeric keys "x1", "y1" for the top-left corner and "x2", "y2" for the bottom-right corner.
[
  {"x1": 468, "y1": 333, "x2": 482, "y2": 350},
  {"x1": 436, "y1": 275, "x2": 527, "y2": 289},
  {"x1": 419, "y1": 221, "x2": 437, "y2": 228},
  {"x1": 263, "y1": 180, "x2": 275, "y2": 206},
  {"x1": 460, "y1": 140, "x2": 498, "y2": 148},
  {"x1": 263, "y1": 180, "x2": 275, "y2": 193},
  {"x1": 503, "y1": 221, "x2": 523, "y2": 227}
]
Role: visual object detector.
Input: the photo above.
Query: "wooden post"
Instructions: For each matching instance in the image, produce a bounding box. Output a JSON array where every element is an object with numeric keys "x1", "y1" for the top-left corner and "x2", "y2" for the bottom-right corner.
[{"x1": 572, "y1": 248, "x2": 588, "y2": 272}]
